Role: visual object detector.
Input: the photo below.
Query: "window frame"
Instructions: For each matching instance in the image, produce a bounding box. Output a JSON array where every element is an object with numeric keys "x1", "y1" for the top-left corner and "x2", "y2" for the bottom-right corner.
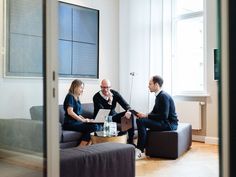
[
  {"x1": 58, "y1": 2, "x2": 99, "y2": 79},
  {"x1": 4, "y1": 1, "x2": 100, "y2": 79},
  {"x1": 171, "y1": 0, "x2": 207, "y2": 96},
  {"x1": 5, "y1": 0, "x2": 44, "y2": 78}
]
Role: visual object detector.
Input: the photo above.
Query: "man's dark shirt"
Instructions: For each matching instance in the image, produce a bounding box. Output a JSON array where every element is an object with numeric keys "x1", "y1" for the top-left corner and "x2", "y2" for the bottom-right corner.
[{"x1": 93, "y1": 89, "x2": 131, "y2": 118}]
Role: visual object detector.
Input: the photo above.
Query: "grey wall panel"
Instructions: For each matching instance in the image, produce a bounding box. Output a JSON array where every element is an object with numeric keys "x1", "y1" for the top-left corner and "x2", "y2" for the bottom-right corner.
[
  {"x1": 72, "y1": 42, "x2": 97, "y2": 77},
  {"x1": 9, "y1": 34, "x2": 42, "y2": 74},
  {"x1": 59, "y1": 40, "x2": 72, "y2": 75},
  {"x1": 9, "y1": 0, "x2": 42, "y2": 36},
  {"x1": 59, "y1": 3, "x2": 72, "y2": 40},
  {"x1": 73, "y1": 8, "x2": 98, "y2": 44}
]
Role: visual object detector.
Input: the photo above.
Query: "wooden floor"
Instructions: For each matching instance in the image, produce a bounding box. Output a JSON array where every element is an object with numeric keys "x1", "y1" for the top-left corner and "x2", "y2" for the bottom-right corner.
[
  {"x1": 136, "y1": 141, "x2": 219, "y2": 177},
  {"x1": 0, "y1": 149, "x2": 44, "y2": 177},
  {"x1": 0, "y1": 141, "x2": 218, "y2": 177}
]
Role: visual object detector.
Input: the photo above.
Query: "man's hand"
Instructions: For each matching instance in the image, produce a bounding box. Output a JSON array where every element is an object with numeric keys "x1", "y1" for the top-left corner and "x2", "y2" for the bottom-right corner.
[
  {"x1": 136, "y1": 112, "x2": 148, "y2": 119},
  {"x1": 107, "y1": 91, "x2": 113, "y2": 105},
  {"x1": 125, "y1": 111, "x2": 131, "y2": 119}
]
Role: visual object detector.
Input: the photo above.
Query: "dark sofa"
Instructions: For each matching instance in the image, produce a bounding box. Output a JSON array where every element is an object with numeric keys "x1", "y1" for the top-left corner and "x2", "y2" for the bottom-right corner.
[
  {"x1": 30, "y1": 103, "x2": 95, "y2": 149},
  {"x1": 0, "y1": 103, "x2": 97, "y2": 153},
  {"x1": 0, "y1": 104, "x2": 136, "y2": 177},
  {"x1": 0, "y1": 118, "x2": 43, "y2": 153},
  {"x1": 29, "y1": 103, "x2": 136, "y2": 177}
]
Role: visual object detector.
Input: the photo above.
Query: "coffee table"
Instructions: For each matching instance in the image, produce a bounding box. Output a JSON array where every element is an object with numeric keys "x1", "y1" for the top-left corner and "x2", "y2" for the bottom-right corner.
[{"x1": 91, "y1": 131, "x2": 127, "y2": 144}]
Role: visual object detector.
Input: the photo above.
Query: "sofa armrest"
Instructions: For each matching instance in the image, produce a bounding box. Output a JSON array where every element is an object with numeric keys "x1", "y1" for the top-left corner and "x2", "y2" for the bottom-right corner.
[
  {"x1": 30, "y1": 106, "x2": 43, "y2": 121},
  {"x1": 0, "y1": 118, "x2": 43, "y2": 153}
]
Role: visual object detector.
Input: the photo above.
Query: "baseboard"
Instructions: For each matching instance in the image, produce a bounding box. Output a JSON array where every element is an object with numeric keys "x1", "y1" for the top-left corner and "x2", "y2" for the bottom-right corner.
[
  {"x1": 192, "y1": 135, "x2": 219, "y2": 145},
  {"x1": 192, "y1": 135, "x2": 205, "y2": 142},
  {"x1": 205, "y1": 136, "x2": 219, "y2": 145}
]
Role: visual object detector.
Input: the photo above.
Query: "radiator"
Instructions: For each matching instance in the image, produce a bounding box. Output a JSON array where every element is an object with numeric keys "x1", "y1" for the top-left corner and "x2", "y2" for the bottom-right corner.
[{"x1": 175, "y1": 101, "x2": 203, "y2": 130}]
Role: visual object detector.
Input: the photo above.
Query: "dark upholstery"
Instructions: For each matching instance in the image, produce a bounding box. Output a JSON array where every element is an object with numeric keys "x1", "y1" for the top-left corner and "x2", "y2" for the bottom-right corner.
[
  {"x1": 81, "y1": 103, "x2": 95, "y2": 118},
  {"x1": 145, "y1": 123, "x2": 192, "y2": 159},
  {"x1": 0, "y1": 118, "x2": 43, "y2": 153},
  {"x1": 30, "y1": 106, "x2": 44, "y2": 121},
  {"x1": 62, "y1": 130, "x2": 82, "y2": 142},
  {"x1": 58, "y1": 104, "x2": 94, "y2": 124},
  {"x1": 60, "y1": 142, "x2": 135, "y2": 177},
  {"x1": 30, "y1": 103, "x2": 95, "y2": 149},
  {"x1": 0, "y1": 103, "x2": 136, "y2": 153},
  {"x1": 0, "y1": 103, "x2": 137, "y2": 160}
]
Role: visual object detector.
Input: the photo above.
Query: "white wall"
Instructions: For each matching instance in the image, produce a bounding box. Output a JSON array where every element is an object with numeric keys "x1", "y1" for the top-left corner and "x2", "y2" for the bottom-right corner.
[
  {"x1": 205, "y1": 0, "x2": 219, "y2": 143},
  {"x1": 0, "y1": 0, "x2": 119, "y2": 118},
  {"x1": 58, "y1": 0, "x2": 119, "y2": 104},
  {"x1": 119, "y1": 0, "x2": 219, "y2": 141},
  {"x1": 0, "y1": 0, "x2": 43, "y2": 119},
  {"x1": 119, "y1": 0, "x2": 172, "y2": 113},
  {"x1": 0, "y1": 0, "x2": 219, "y2": 141},
  {"x1": 119, "y1": 0, "x2": 151, "y2": 113}
]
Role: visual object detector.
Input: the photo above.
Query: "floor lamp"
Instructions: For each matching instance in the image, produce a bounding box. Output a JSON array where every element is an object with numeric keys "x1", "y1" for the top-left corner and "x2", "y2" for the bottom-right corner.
[{"x1": 129, "y1": 72, "x2": 135, "y2": 106}]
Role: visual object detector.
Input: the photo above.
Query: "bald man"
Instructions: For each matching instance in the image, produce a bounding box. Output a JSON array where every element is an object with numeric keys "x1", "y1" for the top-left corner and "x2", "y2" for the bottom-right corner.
[{"x1": 93, "y1": 79, "x2": 135, "y2": 144}]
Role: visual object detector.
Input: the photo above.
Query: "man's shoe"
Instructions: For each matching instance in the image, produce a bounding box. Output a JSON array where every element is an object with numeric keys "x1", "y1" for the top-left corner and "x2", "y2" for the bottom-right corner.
[
  {"x1": 135, "y1": 148, "x2": 145, "y2": 160},
  {"x1": 118, "y1": 131, "x2": 127, "y2": 136}
]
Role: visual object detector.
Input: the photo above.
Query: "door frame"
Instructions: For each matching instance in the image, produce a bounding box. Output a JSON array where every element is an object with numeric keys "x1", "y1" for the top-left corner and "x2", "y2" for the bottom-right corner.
[{"x1": 45, "y1": 0, "x2": 59, "y2": 176}]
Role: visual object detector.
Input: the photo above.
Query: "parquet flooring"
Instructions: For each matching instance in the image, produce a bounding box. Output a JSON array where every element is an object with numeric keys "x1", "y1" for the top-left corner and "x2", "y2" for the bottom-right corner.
[{"x1": 136, "y1": 141, "x2": 219, "y2": 177}]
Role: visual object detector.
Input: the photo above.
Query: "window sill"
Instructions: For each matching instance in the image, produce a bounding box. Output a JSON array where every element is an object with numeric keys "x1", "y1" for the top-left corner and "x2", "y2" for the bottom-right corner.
[{"x1": 173, "y1": 93, "x2": 210, "y2": 98}]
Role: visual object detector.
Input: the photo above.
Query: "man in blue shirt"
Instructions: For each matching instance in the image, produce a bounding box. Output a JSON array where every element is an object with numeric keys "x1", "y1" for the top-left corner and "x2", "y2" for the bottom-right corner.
[{"x1": 135, "y1": 75, "x2": 179, "y2": 156}]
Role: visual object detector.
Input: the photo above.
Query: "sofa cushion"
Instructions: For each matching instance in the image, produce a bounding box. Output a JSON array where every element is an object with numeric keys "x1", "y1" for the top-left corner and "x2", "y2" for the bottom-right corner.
[
  {"x1": 59, "y1": 105, "x2": 65, "y2": 124},
  {"x1": 30, "y1": 106, "x2": 43, "y2": 121},
  {"x1": 81, "y1": 103, "x2": 94, "y2": 118},
  {"x1": 0, "y1": 118, "x2": 43, "y2": 153},
  {"x1": 62, "y1": 130, "x2": 83, "y2": 143},
  {"x1": 59, "y1": 103, "x2": 94, "y2": 124},
  {"x1": 59, "y1": 122, "x2": 63, "y2": 142},
  {"x1": 30, "y1": 105, "x2": 64, "y2": 123}
]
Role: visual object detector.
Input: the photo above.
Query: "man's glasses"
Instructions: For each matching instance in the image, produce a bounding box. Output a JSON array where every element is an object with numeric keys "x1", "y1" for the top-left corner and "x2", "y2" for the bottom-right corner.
[{"x1": 100, "y1": 86, "x2": 111, "y2": 89}]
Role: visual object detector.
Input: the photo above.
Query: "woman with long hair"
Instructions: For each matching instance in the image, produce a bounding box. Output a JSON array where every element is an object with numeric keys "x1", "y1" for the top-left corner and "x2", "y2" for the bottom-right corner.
[{"x1": 63, "y1": 79, "x2": 99, "y2": 146}]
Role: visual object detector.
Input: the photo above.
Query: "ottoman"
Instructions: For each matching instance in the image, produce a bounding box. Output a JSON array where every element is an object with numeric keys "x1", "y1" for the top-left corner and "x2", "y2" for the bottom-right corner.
[
  {"x1": 145, "y1": 123, "x2": 192, "y2": 159},
  {"x1": 60, "y1": 142, "x2": 135, "y2": 177}
]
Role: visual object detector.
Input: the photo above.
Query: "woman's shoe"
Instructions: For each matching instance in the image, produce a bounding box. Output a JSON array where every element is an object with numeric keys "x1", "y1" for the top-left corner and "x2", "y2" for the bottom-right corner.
[
  {"x1": 78, "y1": 140, "x2": 89, "y2": 147},
  {"x1": 87, "y1": 140, "x2": 92, "y2": 145}
]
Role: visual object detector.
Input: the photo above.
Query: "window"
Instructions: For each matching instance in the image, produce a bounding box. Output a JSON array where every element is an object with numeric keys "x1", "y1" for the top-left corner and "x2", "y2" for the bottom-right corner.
[
  {"x1": 171, "y1": 0, "x2": 205, "y2": 95},
  {"x1": 58, "y1": 3, "x2": 99, "y2": 78},
  {"x1": 6, "y1": 1, "x2": 99, "y2": 78},
  {"x1": 6, "y1": 0, "x2": 43, "y2": 77}
]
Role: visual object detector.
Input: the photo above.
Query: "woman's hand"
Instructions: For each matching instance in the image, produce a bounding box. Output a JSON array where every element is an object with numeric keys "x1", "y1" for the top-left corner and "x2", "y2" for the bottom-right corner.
[
  {"x1": 82, "y1": 118, "x2": 91, "y2": 123},
  {"x1": 86, "y1": 118, "x2": 91, "y2": 122}
]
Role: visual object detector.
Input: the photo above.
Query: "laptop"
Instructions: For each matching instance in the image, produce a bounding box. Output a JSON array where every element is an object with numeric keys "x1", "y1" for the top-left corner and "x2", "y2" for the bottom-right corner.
[{"x1": 89, "y1": 109, "x2": 110, "y2": 123}]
